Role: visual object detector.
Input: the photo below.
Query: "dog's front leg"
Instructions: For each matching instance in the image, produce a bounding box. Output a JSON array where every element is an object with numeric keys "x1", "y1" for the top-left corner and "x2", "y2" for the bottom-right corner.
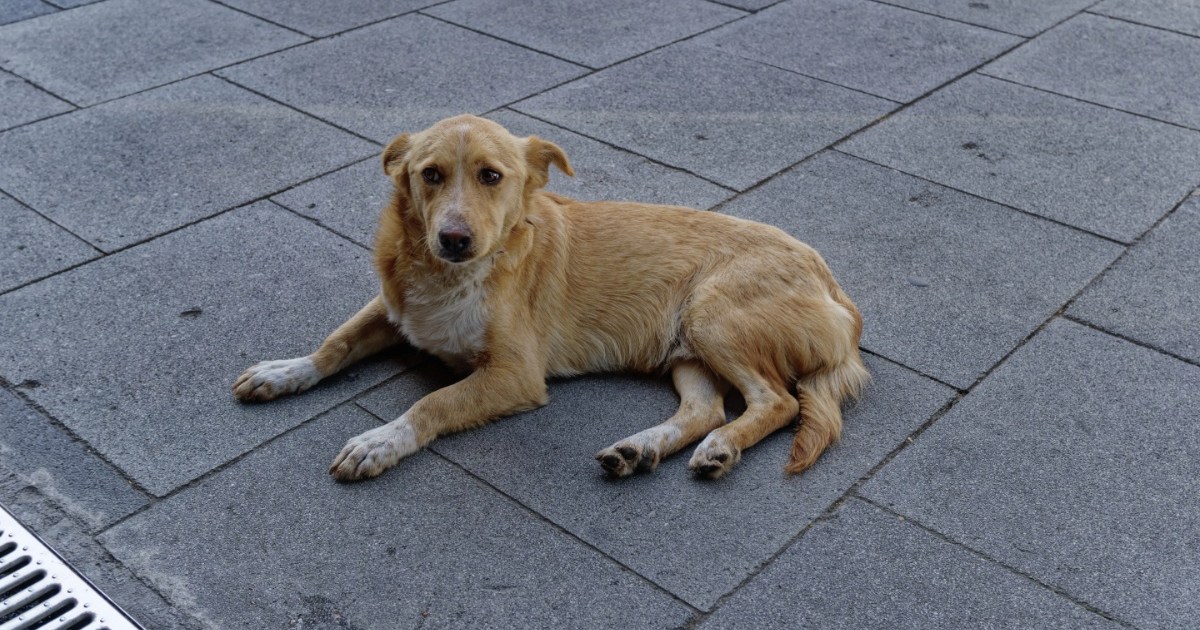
[
  {"x1": 233, "y1": 296, "x2": 400, "y2": 402},
  {"x1": 329, "y1": 360, "x2": 547, "y2": 481}
]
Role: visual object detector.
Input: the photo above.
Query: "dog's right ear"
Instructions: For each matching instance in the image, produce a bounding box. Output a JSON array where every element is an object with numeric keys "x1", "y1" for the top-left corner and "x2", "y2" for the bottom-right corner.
[{"x1": 382, "y1": 133, "x2": 411, "y2": 178}]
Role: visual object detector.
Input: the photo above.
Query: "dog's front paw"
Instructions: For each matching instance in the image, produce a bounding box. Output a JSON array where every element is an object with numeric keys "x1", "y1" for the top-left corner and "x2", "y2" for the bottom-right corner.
[
  {"x1": 688, "y1": 432, "x2": 741, "y2": 479},
  {"x1": 596, "y1": 440, "x2": 662, "y2": 477},
  {"x1": 233, "y1": 357, "x2": 321, "y2": 402},
  {"x1": 329, "y1": 420, "x2": 419, "y2": 482}
]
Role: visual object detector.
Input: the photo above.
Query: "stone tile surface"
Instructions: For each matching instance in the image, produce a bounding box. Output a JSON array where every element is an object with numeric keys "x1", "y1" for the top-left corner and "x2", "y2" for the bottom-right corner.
[
  {"x1": 0, "y1": 75, "x2": 376, "y2": 251},
  {"x1": 217, "y1": 0, "x2": 436, "y2": 37},
  {"x1": 0, "y1": 193, "x2": 96, "y2": 293},
  {"x1": 1070, "y1": 194, "x2": 1200, "y2": 363},
  {"x1": 0, "y1": 203, "x2": 407, "y2": 496},
  {"x1": 984, "y1": 14, "x2": 1200, "y2": 130},
  {"x1": 0, "y1": 388, "x2": 147, "y2": 530},
  {"x1": 841, "y1": 74, "x2": 1200, "y2": 243},
  {"x1": 1092, "y1": 0, "x2": 1200, "y2": 37},
  {"x1": 0, "y1": 69, "x2": 71, "y2": 131},
  {"x1": 516, "y1": 44, "x2": 895, "y2": 190},
  {"x1": 700, "y1": 0, "x2": 1020, "y2": 102},
  {"x1": 428, "y1": 0, "x2": 744, "y2": 68},
  {"x1": 271, "y1": 158, "x2": 389, "y2": 249},
  {"x1": 883, "y1": 0, "x2": 1093, "y2": 36},
  {"x1": 863, "y1": 319, "x2": 1200, "y2": 628},
  {"x1": 721, "y1": 151, "x2": 1121, "y2": 388},
  {"x1": 218, "y1": 14, "x2": 586, "y2": 142},
  {"x1": 0, "y1": 0, "x2": 306, "y2": 106},
  {"x1": 0, "y1": 0, "x2": 54, "y2": 26},
  {"x1": 358, "y1": 356, "x2": 954, "y2": 609},
  {"x1": 699, "y1": 499, "x2": 1117, "y2": 629},
  {"x1": 100, "y1": 405, "x2": 693, "y2": 629}
]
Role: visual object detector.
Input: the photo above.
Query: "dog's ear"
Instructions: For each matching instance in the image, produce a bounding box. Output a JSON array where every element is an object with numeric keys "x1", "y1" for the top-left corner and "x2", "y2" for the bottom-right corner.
[
  {"x1": 382, "y1": 133, "x2": 411, "y2": 178},
  {"x1": 524, "y1": 136, "x2": 573, "y2": 189}
]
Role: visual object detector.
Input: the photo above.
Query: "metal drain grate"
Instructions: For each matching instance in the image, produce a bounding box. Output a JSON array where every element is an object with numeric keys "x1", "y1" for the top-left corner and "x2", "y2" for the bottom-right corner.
[{"x1": 0, "y1": 504, "x2": 142, "y2": 630}]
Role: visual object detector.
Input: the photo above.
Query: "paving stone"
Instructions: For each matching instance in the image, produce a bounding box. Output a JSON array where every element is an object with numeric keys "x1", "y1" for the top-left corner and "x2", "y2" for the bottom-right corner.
[
  {"x1": 516, "y1": 44, "x2": 894, "y2": 190},
  {"x1": 0, "y1": 202, "x2": 408, "y2": 496},
  {"x1": 358, "y1": 356, "x2": 954, "y2": 609},
  {"x1": 217, "y1": 0, "x2": 436, "y2": 37},
  {"x1": 984, "y1": 14, "x2": 1200, "y2": 130},
  {"x1": 0, "y1": 388, "x2": 147, "y2": 530},
  {"x1": 271, "y1": 158, "x2": 389, "y2": 249},
  {"x1": 427, "y1": 0, "x2": 744, "y2": 69},
  {"x1": 715, "y1": 0, "x2": 778, "y2": 9},
  {"x1": 881, "y1": 0, "x2": 1092, "y2": 36},
  {"x1": 218, "y1": 14, "x2": 586, "y2": 143},
  {"x1": 862, "y1": 319, "x2": 1200, "y2": 628},
  {"x1": 100, "y1": 405, "x2": 692, "y2": 629},
  {"x1": 0, "y1": 75, "x2": 376, "y2": 251},
  {"x1": 0, "y1": 0, "x2": 306, "y2": 107},
  {"x1": 1092, "y1": 0, "x2": 1200, "y2": 38},
  {"x1": 721, "y1": 151, "x2": 1121, "y2": 388},
  {"x1": 841, "y1": 74, "x2": 1200, "y2": 243},
  {"x1": 0, "y1": 0, "x2": 54, "y2": 26},
  {"x1": 699, "y1": 499, "x2": 1116, "y2": 629},
  {"x1": 0, "y1": 69, "x2": 71, "y2": 131},
  {"x1": 698, "y1": 0, "x2": 1019, "y2": 102},
  {"x1": 0, "y1": 193, "x2": 96, "y2": 293},
  {"x1": 1069, "y1": 194, "x2": 1200, "y2": 364},
  {"x1": 0, "y1": 473, "x2": 203, "y2": 630}
]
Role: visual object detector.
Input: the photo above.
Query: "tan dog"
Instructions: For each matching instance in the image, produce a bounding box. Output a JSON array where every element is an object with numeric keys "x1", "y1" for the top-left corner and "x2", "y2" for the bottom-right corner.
[{"x1": 233, "y1": 114, "x2": 868, "y2": 481}]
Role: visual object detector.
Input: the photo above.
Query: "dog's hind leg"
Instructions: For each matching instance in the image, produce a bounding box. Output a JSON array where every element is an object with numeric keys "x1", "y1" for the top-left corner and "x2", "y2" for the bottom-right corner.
[
  {"x1": 233, "y1": 296, "x2": 401, "y2": 402},
  {"x1": 688, "y1": 366, "x2": 798, "y2": 479},
  {"x1": 595, "y1": 360, "x2": 728, "y2": 477}
]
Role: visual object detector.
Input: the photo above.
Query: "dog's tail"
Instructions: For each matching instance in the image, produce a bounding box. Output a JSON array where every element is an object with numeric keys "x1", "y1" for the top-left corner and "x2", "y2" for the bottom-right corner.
[{"x1": 787, "y1": 356, "x2": 870, "y2": 475}]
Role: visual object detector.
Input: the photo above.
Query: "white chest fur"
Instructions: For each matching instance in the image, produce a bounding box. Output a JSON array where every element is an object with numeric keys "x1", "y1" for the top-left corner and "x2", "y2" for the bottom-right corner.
[{"x1": 386, "y1": 264, "x2": 490, "y2": 367}]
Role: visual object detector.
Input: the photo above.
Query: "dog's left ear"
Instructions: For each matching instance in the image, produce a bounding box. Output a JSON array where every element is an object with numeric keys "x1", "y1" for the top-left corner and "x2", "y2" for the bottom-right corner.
[
  {"x1": 382, "y1": 133, "x2": 411, "y2": 178},
  {"x1": 524, "y1": 136, "x2": 573, "y2": 190}
]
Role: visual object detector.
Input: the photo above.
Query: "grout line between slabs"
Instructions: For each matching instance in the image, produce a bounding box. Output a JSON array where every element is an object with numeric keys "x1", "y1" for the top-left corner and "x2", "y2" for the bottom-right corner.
[
  {"x1": 863, "y1": 0, "x2": 1032, "y2": 37},
  {"x1": 1084, "y1": 9, "x2": 1200, "y2": 41},
  {"x1": 0, "y1": 186, "x2": 104, "y2": 254},
  {"x1": 209, "y1": 73, "x2": 383, "y2": 146},
  {"x1": 417, "y1": 12, "x2": 597, "y2": 69},
  {"x1": 858, "y1": 348, "x2": 966, "y2": 393},
  {"x1": 856, "y1": 496, "x2": 1136, "y2": 627},
  {"x1": 204, "y1": 0, "x2": 315, "y2": 38},
  {"x1": 1062, "y1": 315, "x2": 1200, "y2": 369}
]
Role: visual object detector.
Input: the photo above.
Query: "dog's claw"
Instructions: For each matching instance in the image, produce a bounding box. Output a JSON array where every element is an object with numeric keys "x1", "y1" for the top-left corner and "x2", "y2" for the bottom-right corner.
[
  {"x1": 688, "y1": 433, "x2": 740, "y2": 479},
  {"x1": 233, "y1": 357, "x2": 320, "y2": 402},
  {"x1": 596, "y1": 440, "x2": 662, "y2": 477}
]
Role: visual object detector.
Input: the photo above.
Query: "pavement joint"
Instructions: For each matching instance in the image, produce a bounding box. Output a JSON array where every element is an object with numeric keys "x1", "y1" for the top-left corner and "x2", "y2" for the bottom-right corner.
[{"x1": 1084, "y1": 9, "x2": 1200, "y2": 41}]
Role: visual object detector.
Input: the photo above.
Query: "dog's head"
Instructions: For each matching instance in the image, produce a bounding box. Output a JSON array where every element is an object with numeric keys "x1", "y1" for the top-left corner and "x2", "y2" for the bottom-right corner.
[{"x1": 381, "y1": 115, "x2": 573, "y2": 264}]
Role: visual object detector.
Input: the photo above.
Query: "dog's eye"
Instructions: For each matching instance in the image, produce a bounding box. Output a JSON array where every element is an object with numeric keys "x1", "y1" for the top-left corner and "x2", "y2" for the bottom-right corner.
[
  {"x1": 479, "y1": 168, "x2": 502, "y2": 185},
  {"x1": 421, "y1": 167, "x2": 442, "y2": 185}
]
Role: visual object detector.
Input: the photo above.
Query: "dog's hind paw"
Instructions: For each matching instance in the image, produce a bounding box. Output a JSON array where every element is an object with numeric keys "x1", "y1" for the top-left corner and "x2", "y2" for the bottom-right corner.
[
  {"x1": 233, "y1": 356, "x2": 321, "y2": 402},
  {"x1": 329, "y1": 418, "x2": 420, "y2": 481},
  {"x1": 596, "y1": 440, "x2": 661, "y2": 478},
  {"x1": 688, "y1": 433, "x2": 740, "y2": 479}
]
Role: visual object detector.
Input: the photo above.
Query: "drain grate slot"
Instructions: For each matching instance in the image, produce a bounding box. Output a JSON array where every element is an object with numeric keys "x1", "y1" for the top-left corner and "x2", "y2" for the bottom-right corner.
[{"x1": 0, "y1": 505, "x2": 142, "y2": 630}]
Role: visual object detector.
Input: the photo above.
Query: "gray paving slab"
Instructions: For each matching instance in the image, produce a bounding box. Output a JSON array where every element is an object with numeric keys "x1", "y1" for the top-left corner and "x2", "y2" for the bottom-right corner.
[
  {"x1": 699, "y1": 499, "x2": 1116, "y2": 629},
  {"x1": 984, "y1": 14, "x2": 1200, "y2": 130},
  {"x1": 698, "y1": 0, "x2": 1020, "y2": 102},
  {"x1": 100, "y1": 404, "x2": 693, "y2": 629},
  {"x1": 218, "y1": 14, "x2": 586, "y2": 143},
  {"x1": 427, "y1": 0, "x2": 744, "y2": 69},
  {"x1": 720, "y1": 151, "x2": 1121, "y2": 388},
  {"x1": 841, "y1": 74, "x2": 1200, "y2": 243},
  {"x1": 0, "y1": 0, "x2": 54, "y2": 26},
  {"x1": 358, "y1": 356, "x2": 954, "y2": 609},
  {"x1": 0, "y1": 0, "x2": 306, "y2": 107},
  {"x1": 0, "y1": 202, "x2": 408, "y2": 496},
  {"x1": 716, "y1": 0, "x2": 778, "y2": 9},
  {"x1": 0, "y1": 473, "x2": 202, "y2": 629},
  {"x1": 0, "y1": 193, "x2": 96, "y2": 293},
  {"x1": 0, "y1": 388, "x2": 147, "y2": 530},
  {"x1": 1069, "y1": 194, "x2": 1200, "y2": 363},
  {"x1": 0, "y1": 75, "x2": 376, "y2": 252},
  {"x1": 881, "y1": 0, "x2": 1093, "y2": 36},
  {"x1": 271, "y1": 158, "x2": 389, "y2": 249},
  {"x1": 515, "y1": 44, "x2": 895, "y2": 190},
  {"x1": 862, "y1": 319, "x2": 1200, "y2": 628},
  {"x1": 42, "y1": 0, "x2": 99, "y2": 7},
  {"x1": 1092, "y1": 0, "x2": 1200, "y2": 38},
  {"x1": 0, "y1": 69, "x2": 71, "y2": 131},
  {"x1": 217, "y1": 0, "x2": 436, "y2": 37}
]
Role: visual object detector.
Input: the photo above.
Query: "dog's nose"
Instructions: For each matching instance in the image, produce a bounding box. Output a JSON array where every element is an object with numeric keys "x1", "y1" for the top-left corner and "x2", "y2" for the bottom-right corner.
[{"x1": 437, "y1": 228, "x2": 473, "y2": 260}]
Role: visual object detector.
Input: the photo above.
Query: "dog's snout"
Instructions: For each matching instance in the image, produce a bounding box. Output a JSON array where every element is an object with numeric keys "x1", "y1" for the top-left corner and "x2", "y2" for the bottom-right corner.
[{"x1": 438, "y1": 227, "x2": 473, "y2": 261}]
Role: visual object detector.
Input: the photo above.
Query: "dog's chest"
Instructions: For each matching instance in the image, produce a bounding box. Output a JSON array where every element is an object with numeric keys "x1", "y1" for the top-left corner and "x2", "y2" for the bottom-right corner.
[{"x1": 389, "y1": 271, "x2": 489, "y2": 367}]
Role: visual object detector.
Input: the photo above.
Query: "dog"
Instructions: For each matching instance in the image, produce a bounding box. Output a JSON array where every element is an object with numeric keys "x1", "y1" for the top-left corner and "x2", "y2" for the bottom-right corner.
[{"x1": 233, "y1": 114, "x2": 868, "y2": 481}]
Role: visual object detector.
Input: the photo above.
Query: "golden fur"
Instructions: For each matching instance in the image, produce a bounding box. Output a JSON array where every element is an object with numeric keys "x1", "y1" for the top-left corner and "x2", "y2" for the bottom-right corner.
[{"x1": 234, "y1": 115, "x2": 868, "y2": 481}]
